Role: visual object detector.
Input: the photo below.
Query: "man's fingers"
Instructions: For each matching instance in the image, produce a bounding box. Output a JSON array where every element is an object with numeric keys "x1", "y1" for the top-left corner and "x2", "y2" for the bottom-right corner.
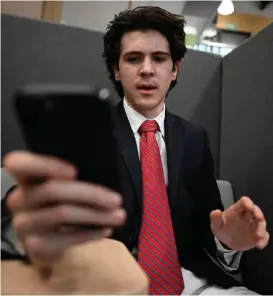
[
  {"x1": 242, "y1": 209, "x2": 255, "y2": 223},
  {"x1": 7, "y1": 186, "x2": 24, "y2": 213},
  {"x1": 8, "y1": 180, "x2": 122, "y2": 213},
  {"x1": 232, "y1": 198, "x2": 265, "y2": 225},
  {"x1": 4, "y1": 151, "x2": 77, "y2": 185},
  {"x1": 256, "y1": 231, "x2": 270, "y2": 250},
  {"x1": 210, "y1": 210, "x2": 224, "y2": 229},
  {"x1": 233, "y1": 196, "x2": 254, "y2": 215},
  {"x1": 253, "y1": 220, "x2": 267, "y2": 240},
  {"x1": 24, "y1": 228, "x2": 113, "y2": 265},
  {"x1": 253, "y1": 205, "x2": 265, "y2": 221},
  {"x1": 12, "y1": 205, "x2": 126, "y2": 234}
]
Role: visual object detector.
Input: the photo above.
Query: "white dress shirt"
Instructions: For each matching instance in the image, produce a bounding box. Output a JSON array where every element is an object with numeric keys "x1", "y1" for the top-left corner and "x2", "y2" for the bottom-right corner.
[{"x1": 123, "y1": 98, "x2": 242, "y2": 294}]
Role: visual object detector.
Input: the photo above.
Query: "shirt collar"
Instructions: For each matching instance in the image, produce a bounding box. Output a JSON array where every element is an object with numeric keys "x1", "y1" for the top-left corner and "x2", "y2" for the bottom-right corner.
[{"x1": 123, "y1": 97, "x2": 165, "y2": 136}]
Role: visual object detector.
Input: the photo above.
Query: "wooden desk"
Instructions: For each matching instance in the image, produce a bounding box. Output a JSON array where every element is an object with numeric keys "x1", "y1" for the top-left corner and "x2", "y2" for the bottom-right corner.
[{"x1": 1, "y1": 239, "x2": 149, "y2": 295}]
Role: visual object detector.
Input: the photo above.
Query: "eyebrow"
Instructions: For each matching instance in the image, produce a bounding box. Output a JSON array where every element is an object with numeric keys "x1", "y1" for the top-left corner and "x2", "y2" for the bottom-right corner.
[{"x1": 123, "y1": 51, "x2": 170, "y2": 56}]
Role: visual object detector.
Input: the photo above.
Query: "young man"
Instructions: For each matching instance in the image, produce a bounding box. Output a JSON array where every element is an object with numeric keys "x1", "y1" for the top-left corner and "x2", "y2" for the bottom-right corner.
[{"x1": 2, "y1": 6, "x2": 269, "y2": 295}]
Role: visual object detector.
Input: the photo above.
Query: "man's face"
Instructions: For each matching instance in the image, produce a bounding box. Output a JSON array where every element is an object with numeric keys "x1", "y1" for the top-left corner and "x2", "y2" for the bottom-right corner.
[{"x1": 114, "y1": 30, "x2": 179, "y2": 118}]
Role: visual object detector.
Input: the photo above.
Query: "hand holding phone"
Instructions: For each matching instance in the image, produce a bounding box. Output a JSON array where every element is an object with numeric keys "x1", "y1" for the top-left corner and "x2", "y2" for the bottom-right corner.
[{"x1": 3, "y1": 85, "x2": 126, "y2": 266}]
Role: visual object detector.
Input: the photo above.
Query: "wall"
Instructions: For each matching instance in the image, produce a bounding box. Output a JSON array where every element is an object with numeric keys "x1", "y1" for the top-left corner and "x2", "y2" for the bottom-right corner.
[
  {"x1": 233, "y1": 1, "x2": 273, "y2": 18},
  {"x1": 61, "y1": 1, "x2": 129, "y2": 32},
  {"x1": 1, "y1": 1, "x2": 43, "y2": 19},
  {"x1": 1, "y1": 0, "x2": 63, "y2": 23},
  {"x1": 220, "y1": 23, "x2": 273, "y2": 294},
  {"x1": 60, "y1": 1, "x2": 186, "y2": 32},
  {"x1": 166, "y1": 50, "x2": 222, "y2": 175},
  {"x1": 217, "y1": 13, "x2": 273, "y2": 34}
]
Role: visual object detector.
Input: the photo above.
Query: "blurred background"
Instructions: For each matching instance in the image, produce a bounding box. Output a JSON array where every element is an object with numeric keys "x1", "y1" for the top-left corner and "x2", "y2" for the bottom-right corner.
[{"x1": 2, "y1": 0, "x2": 273, "y2": 57}]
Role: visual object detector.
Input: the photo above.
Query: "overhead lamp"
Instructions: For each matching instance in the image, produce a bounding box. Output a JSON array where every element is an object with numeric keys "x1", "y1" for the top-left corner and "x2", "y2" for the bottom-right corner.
[
  {"x1": 184, "y1": 25, "x2": 197, "y2": 36},
  {"x1": 202, "y1": 28, "x2": 218, "y2": 38},
  {"x1": 217, "y1": 0, "x2": 234, "y2": 16}
]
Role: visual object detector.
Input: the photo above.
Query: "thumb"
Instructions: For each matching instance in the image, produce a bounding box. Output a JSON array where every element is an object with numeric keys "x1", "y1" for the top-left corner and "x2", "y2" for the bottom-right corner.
[{"x1": 210, "y1": 210, "x2": 224, "y2": 229}]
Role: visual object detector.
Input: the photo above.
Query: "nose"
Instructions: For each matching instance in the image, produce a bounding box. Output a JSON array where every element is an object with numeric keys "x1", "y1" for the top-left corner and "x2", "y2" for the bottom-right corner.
[{"x1": 140, "y1": 57, "x2": 155, "y2": 76}]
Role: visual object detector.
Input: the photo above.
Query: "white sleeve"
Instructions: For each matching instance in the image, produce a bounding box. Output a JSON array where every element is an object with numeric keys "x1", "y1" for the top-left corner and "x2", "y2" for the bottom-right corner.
[{"x1": 214, "y1": 237, "x2": 243, "y2": 271}]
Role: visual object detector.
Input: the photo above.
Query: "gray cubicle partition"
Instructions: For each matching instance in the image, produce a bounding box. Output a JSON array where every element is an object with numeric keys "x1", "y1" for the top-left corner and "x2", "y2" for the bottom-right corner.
[
  {"x1": 220, "y1": 23, "x2": 273, "y2": 294},
  {"x1": 167, "y1": 51, "x2": 222, "y2": 176},
  {"x1": 1, "y1": 13, "x2": 222, "y2": 174},
  {"x1": 1, "y1": 14, "x2": 118, "y2": 158}
]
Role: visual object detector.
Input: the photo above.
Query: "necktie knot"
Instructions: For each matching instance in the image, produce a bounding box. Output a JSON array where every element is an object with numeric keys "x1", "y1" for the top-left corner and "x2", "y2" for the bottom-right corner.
[{"x1": 138, "y1": 120, "x2": 158, "y2": 135}]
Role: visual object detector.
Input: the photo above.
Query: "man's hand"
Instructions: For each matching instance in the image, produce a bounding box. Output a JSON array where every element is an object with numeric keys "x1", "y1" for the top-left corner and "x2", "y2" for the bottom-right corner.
[
  {"x1": 4, "y1": 151, "x2": 126, "y2": 266},
  {"x1": 210, "y1": 196, "x2": 270, "y2": 251}
]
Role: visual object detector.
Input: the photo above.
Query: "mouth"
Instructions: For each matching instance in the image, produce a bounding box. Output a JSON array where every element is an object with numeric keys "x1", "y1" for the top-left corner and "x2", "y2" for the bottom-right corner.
[{"x1": 136, "y1": 84, "x2": 157, "y2": 95}]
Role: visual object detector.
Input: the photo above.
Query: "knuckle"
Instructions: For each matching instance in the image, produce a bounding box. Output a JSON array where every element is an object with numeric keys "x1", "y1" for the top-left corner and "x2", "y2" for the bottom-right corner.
[
  {"x1": 6, "y1": 188, "x2": 21, "y2": 212},
  {"x1": 12, "y1": 213, "x2": 28, "y2": 233},
  {"x1": 247, "y1": 200, "x2": 254, "y2": 208},
  {"x1": 111, "y1": 210, "x2": 126, "y2": 225},
  {"x1": 25, "y1": 235, "x2": 42, "y2": 249},
  {"x1": 87, "y1": 184, "x2": 106, "y2": 199},
  {"x1": 55, "y1": 205, "x2": 71, "y2": 221},
  {"x1": 25, "y1": 235, "x2": 62, "y2": 263},
  {"x1": 42, "y1": 181, "x2": 59, "y2": 201},
  {"x1": 254, "y1": 205, "x2": 260, "y2": 211},
  {"x1": 91, "y1": 183, "x2": 112, "y2": 196},
  {"x1": 255, "y1": 232, "x2": 263, "y2": 240},
  {"x1": 242, "y1": 196, "x2": 252, "y2": 206},
  {"x1": 3, "y1": 151, "x2": 18, "y2": 169},
  {"x1": 25, "y1": 235, "x2": 47, "y2": 256}
]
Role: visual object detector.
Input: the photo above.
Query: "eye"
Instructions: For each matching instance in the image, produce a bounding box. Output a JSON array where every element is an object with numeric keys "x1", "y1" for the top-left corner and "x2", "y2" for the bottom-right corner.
[
  {"x1": 153, "y1": 56, "x2": 166, "y2": 62},
  {"x1": 127, "y1": 57, "x2": 140, "y2": 63}
]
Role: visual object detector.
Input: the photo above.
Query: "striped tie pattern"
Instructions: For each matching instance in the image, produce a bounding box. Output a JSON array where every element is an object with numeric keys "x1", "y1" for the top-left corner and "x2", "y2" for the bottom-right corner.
[{"x1": 137, "y1": 120, "x2": 184, "y2": 295}]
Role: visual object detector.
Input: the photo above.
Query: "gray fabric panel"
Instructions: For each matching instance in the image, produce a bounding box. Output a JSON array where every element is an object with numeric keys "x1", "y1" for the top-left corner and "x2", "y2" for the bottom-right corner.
[
  {"x1": 166, "y1": 50, "x2": 222, "y2": 176},
  {"x1": 220, "y1": 23, "x2": 273, "y2": 294},
  {"x1": 1, "y1": 14, "x2": 119, "y2": 159},
  {"x1": 1, "y1": 14, "x2": 222, "y2": 174}
]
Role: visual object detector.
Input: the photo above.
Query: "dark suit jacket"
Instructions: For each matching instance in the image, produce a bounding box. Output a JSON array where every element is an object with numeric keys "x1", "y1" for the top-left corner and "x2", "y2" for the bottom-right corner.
[{"x1": 111, "y1": 102, "x2": 240, "y2": 288}]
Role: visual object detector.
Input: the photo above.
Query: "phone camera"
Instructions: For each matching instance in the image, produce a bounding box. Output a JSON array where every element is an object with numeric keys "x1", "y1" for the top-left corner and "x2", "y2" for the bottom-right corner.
[{"x1": 98, "y1": 88, "x2": 110, "y2": 100}]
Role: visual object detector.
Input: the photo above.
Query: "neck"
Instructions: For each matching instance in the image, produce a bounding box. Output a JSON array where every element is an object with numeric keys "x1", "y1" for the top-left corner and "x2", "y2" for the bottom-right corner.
[
  {"x1": 125, "y1": 99, "x2": 165, "y2": 119},
  {"x1": 139, "y1": 108, "x2": 163, "y2": 119}
]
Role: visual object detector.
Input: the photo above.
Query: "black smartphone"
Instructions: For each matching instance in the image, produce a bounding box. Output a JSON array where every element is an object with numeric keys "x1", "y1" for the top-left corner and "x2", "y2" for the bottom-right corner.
[{"x1": 13, "y1": 84, "x2": 120, "y2": 194}]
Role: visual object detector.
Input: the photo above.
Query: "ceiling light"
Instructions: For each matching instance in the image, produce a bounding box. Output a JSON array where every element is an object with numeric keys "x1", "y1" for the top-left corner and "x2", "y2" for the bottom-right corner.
[
  {"x1": 217, "y1": 0, "x2": 234, "y2": 16},
  {"x1": 202, "y1": 28, "x2": 218, "y2": 38},
  {"x1": 184, "y1": 25, "x2": 197, "y2": 35}
]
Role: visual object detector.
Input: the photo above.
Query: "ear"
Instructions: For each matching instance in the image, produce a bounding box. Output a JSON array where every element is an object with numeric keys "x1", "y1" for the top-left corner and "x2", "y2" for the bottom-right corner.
[
  {"x1": 113, "y1": 65, "x2": 120, "y2": 81},
  {"x1": 171, "y1": 61, "x2": 180, "y2": 81}
]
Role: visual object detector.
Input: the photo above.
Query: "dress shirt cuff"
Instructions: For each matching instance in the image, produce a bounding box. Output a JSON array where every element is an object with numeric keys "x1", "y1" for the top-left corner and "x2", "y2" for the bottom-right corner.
[
  {"x1": 214, "y1": 236, "x2": 243, "y2": 271},
  {"x1": 2, "y1": 226, "x2": 30, "y2": 263}
]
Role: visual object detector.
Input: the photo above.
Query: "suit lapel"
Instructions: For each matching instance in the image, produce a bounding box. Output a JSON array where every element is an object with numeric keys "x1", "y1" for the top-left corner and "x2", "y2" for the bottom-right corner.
[
  {"x1": 113, "y1": 104, "x2": 184, "y2": 209},
  {"x1": 113, "y1": 102, "x2": 142, "y2": 205},
  {"x1": 165, "y1": 110, "x2": 184, "y2": 208}
]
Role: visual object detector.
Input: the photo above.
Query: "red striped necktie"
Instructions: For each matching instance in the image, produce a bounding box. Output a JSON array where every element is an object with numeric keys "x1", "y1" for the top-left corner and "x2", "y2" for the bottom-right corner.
[{"x1": 137, "y1": 120, "x2": 184, "y2": 295}]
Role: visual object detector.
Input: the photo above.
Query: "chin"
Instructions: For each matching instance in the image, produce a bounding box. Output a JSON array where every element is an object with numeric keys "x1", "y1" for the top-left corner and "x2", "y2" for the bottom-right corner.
[
  {"x1": 125, "y1": 90, "x2": 165, "y2": 113},
  {"x1": 135, "y1": 96, "x2": 160, "y2": 110}
]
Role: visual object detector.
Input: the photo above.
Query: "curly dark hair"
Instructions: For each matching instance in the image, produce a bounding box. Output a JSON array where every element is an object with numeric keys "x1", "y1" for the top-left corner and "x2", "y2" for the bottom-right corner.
[{"x1": 102, "y1": 6, "x2": 187, "y2": 98}]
